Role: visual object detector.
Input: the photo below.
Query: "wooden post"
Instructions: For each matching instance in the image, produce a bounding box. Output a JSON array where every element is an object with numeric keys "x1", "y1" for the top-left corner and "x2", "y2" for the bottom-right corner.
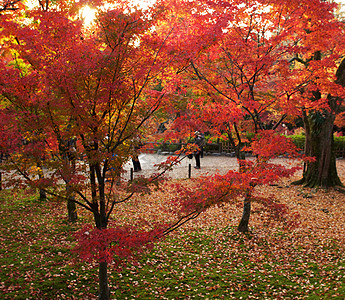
[
  {"x1": 130, "y1": 168, "x2": 133, "y2": 181},
  {"x1": 188, "y1": 163, "x2": 191, "y2": 179}
]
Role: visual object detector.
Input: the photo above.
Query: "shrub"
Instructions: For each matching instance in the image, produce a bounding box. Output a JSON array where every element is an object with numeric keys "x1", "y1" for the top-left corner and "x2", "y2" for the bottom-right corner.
[
  {"x1": 286, "y1": 135, "x2": 305, "y2": 150},
  {"x1": 287, "y1": 135, "x2": 345, "y2": 157}
]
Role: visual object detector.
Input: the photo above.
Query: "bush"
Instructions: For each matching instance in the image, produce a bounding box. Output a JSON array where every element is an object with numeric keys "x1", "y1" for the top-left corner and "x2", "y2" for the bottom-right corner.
[
  {"x1": 335, "y1": 136, "x2": 345, "y2": 149},
  {"x1": 286, "y1": 135, "x2": 305, "y2": 150},
  {"x1": 287, "y1": 135, "x2": 345, "y2": 157},
  {"x1": 204, "y1": 143, "x2": 221, "y2": 153}
]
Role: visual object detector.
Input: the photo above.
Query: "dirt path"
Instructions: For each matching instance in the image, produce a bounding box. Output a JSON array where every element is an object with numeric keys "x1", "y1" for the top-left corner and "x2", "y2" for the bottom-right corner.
[{"x1": 124, "y1": 153, "x2": 345, "y2": 182}]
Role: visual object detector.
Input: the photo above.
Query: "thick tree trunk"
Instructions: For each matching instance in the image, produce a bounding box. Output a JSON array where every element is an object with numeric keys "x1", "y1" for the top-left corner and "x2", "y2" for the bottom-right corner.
[
  {"x1": 96, "y1": 217, "x2": 110, "y2": 300},
  {"x1": 296, "y1": 111, "x2": 342, "y2": 188},
  {"x1": 93, "y1": 208, "x2": 110, "y2": 300},
  {"x1": 99, "y1": 261, "x2": 110, "y2": 300},
  {"x1": 66, "y1": 177, "x2": 78, "y2": 222},
  {"x1": 293, "y1": 106, "x2": 342, "y2": 188},
  {"x1": 67, "y1": 152, "x2": 78, "y2": 222},
  {"x1": 233, "y1": 125, "x2": 251, "y2": 233},
  {"x1": 60, "y1": 137, "x2": 79, "y2": 221}
]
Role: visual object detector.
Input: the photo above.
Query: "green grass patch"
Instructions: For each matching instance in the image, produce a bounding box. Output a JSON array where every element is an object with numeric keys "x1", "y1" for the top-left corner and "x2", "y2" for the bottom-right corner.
[
  {"x1": 0, "y1": 189, "x2": 344, "y2": 299},
  {"x1": 112, "y1": 228, "x2": 345, "y2": 299}
]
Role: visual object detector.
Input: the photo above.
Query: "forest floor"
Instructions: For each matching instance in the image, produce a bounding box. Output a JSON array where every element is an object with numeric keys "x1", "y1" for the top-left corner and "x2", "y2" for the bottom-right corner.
[{"x1": 0, "y1": 158, "x2": 344, "y2": 299}]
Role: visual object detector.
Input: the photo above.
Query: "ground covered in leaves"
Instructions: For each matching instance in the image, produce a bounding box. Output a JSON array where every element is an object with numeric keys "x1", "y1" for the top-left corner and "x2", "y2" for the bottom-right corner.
[{"x1": 1, "y1": 160, "x2": 345, "y2": 299}]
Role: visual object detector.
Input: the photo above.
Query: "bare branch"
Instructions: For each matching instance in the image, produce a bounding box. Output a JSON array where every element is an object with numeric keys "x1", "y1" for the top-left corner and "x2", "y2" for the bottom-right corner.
[{"x1": 0, "y1": 0, "x2": 21, "y2": 12}]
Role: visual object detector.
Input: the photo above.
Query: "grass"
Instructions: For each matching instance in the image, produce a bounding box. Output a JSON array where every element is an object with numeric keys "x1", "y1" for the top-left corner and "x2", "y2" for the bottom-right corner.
[
  {"x1": 0, "y1": 190, "x2": 98, "y2": 299},
  {"x1": 0, "y1": 188, "x2": 344, "y2": 299},
  {"x1": 112, "y1": 229, "x2": 344, "y2": 299}
]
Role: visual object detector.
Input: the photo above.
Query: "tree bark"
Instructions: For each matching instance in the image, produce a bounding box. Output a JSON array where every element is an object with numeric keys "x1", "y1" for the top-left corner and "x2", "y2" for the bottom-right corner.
[
  {"x1": 67, "y1": 195, "x2": 78, "y2": 222},
  {"x1": 39, "y1": 188, "x2": 47, "y2": 201},
  {"x1": 98, "y1": 261, "x2": 110, "y2": 300},
  {"x1": 234, "y1": 132, "x2": 251, "y2": 233},
  {"x1": 38, "y1": 163, "x2": 47, "y2": 201},
  {"x1": 66, "y1": 145, "x2": 78, "y2": 222},
  {"x1": 294, "y1": 109, "x2": 342, "y2": 188},
  {"x1": 91, "y1": 161, "x2": 110, "y2": 300},
  {"x1": 238, "y1": 196, "x2": 251, "y2": 232}
]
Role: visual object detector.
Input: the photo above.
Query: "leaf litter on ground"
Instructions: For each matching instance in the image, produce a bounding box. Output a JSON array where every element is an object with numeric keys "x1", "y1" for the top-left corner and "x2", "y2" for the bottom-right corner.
[{"x1": 0, "y1": 159, "x2": 344, "y2": 299}]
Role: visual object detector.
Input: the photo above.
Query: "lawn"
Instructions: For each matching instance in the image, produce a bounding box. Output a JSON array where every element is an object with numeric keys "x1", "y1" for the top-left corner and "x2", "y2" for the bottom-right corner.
[{"x1": 1, "y1": 165, "x2": 345, "y2": 299}]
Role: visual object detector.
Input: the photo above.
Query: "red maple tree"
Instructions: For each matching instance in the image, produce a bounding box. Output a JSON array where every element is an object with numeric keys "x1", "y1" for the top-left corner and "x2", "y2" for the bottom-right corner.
[
  {"x1": 153, "y1": 0, "x2": 345, "y2": 231},
  {"x1": 0, "y1": 1, "x2": 182, "y2": 298}
]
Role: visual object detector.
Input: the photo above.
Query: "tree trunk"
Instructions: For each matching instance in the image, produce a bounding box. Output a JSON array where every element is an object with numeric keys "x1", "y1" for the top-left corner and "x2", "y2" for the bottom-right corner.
[
  {"x1": 93, "y1": 212, "x2": 110, "y2": 300},
  {"x1": 294, "y1": 110, "x2": 342, "y2": 188},
  {"x1": 237, "y1": 145, "x2": 251, "y2": 232},
  {"x1": 99, "y1": 261, "x2": 110, "y2": 300},
  {"x1": 238, "y1": 195, "x2": 251, "y2": 232},
  {"x1": 39, "y1": 188, "x2": 47, "y2": 201},
  {"x1": 67, "y1": 195, "x2": 78, "y2": 222},
  {"x1": 67, "y1": 149, "x2": 78, "y2": 222},
  {"x1": 91, "y1": 162, "x2": 110, "y2": 300},
  {"x1": 93, "y1": 210, "x2": 110, "y2": 300},
  {"x1": 235, "y1": 143, "x2": 251, "y2": 232},
  {"x1": 38, "y1": 162, "x2": 47, "y2": 201}
]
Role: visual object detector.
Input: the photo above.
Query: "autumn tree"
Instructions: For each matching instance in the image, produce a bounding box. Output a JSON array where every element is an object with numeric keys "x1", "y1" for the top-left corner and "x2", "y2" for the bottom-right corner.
[
  {"x1": 152, "y1": 0, "x2": 309, "y2": 232},
  {"x1": 278, "y1": 0, "x2": 345, "y2": 188},
  {"x1": 0, "y1": 1, "x2": 184, "y2": 298},
  {"x1": 165, "y1": 130, "x2": 303, "y2": 236},
  {"x1": 154, "y1": 0, "x2": 345, "y2": 231}
]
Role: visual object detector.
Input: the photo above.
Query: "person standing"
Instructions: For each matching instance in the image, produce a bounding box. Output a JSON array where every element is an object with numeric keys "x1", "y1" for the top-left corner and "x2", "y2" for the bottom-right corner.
[
  {"x1": 132, "y1": 154, "x2": 142, "y2": 172},
  {"x1": 132, "y1": 138, "x2": 142, "y2": 172},
  {"x1": 193, "y1": 131, "x2": 205, "y2": 169}
]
